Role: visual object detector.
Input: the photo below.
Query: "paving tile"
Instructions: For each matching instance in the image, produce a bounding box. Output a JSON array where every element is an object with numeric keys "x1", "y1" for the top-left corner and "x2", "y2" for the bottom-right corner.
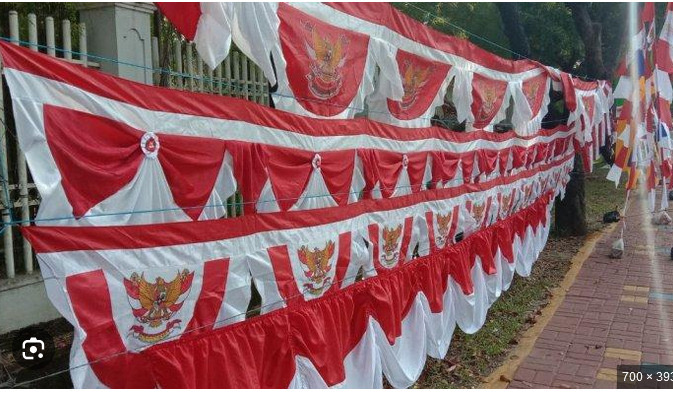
[{"x1": 508, "y1": 195, "x2": 673, "y2": 389}]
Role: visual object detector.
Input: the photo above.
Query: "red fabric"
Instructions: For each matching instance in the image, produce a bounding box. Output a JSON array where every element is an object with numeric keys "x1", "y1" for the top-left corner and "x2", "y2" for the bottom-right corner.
[
  {"x1": 43, "y1": 105, "x2": 144, "y2": 218},
  {"x1": 265, "y1": 147, "x2": 356, "y2": 211},
  {"x1": 268, "y1": 231, "x2": 351, "y2": 306},
  {"x1": 560, "y1": 72, "x2": 577, "y2": 112},
  {"x1": 0, "y1": 41, "x2": 569, "y2": 144},
  {"x1": 277, "y1": 3, "x2": 370, "y2": 117},
  {"x1": 477, "y1": 149, "x2": 499, "y2": 174},
  {"x1": 431, "y1": 151, "x2": 460, "y2": 185},
  {"x1": 43, "y1": 105, "x2": 226, "y2": 220},
  {"x1": 155, "y1": 3, "x2": 202, "y2": 41},
  {"x1": 359, "y1": 150, "x2": 427, "y2": 198},
  {"x1": 159, "y1": 134, "x2": 226, "y2": 220},
  {"x1": 66, "y1": 270, "x2": 155, "y2": 388},
  {"x1": 184, "y1": 258, "x2": 230, "y2": 337},
  {"x1": 461, "y1": 151, "x2": 476, "y2": 183},
  {"x1": 471, "y1": 74, "x2": 508, "y2": 129},
  {"x1": 22, "y1": 153, "x2": 572, "y2": 254},
  {"x1": 55, "y1": 195, "x2": 550, "y2": 388},
  {"x1": 324, "y1": 3, "x2": 542, "y2": 74},
  {"x1": 498, "y1": 147, "x2": 511, "y2": 175},
  {"x1": 387, "y1": 49, "x2": 451, "y2": 120},
  {"x1": 581, "y1": 96, "x2": 596, "y2": 128},
  {"x1": 655, "y1": 39, "x2": 673, "y2": 74}
]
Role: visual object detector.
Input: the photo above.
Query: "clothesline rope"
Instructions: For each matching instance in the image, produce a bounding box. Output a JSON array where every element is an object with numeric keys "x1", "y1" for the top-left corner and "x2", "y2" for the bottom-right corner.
[
  {"x1": 0, "y1": 172, "x2": 549, "y2": 225},
  {"x1": 0, "y1": 36, "x2": 574, "y2": 127}
]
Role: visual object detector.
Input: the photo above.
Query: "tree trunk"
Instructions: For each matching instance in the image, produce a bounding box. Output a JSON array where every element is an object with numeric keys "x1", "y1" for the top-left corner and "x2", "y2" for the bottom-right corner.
[
  {"x1": 566, "y1": 3, "x2": 609, "y2": 79},
  {"x1": 555, "y1": 154, "x2": 588, "y2": 236},
  {"x1": 496, "y1": 3, "x2": 531, "y2": 59},
  {"x1": 153, "y1": 10, "x2": 172, "y2": 87},
  {"x1": 553, "y1": 3, "x2": 610, "y2": 236}
]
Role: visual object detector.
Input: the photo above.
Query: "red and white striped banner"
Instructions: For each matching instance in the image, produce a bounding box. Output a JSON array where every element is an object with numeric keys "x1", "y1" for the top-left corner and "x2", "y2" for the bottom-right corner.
[{"x1": 2, "y1": 36, "x2": 574, "y2": 388}]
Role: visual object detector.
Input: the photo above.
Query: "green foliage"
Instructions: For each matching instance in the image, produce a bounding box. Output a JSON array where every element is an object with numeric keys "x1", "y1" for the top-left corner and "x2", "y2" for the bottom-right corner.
[
  {"x1": 519, "y1": 3, "x2": 582, "y2": 71},
  {"x1": 0, "y1": 3, "x2": 80, "y2": 51},
  {"x1": 395, "y1": 2, "x2": 627, "y2": 78},
  {"x1": 393, "y1": 2, "x2": 512, "y2": 59}
]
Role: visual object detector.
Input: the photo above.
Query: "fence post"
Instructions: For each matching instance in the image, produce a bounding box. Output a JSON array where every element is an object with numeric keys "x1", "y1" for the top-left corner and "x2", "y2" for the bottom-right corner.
[
  {"x1": 9, "y1": 11, "x2": 33, "y2": 274},
  {"x1": 28, "y1": 14, "x2": 38, "y2": 51},
  {"x1": 45, "y1": 17, "x2": 56, "y2": 57},
  {"x1": 80, "y1": 23, "x2": 88, "y2": 67},
  {"x1": 62, "y1": 19, "x2": 72, "y2": 60},
  {"x1": 0, "y1": 13, "x2": 14, "y2": 277},
  {"x1": 242, "y1": 57, "x2": 249, "y2": 101},
  {"x1": 151, "y1": 36, "x2": 159, "y2": 85},
  {"x1": 185, "y1": 42, "x2": 194, "y2": 91},
  {"x1": 196, "y1": 55, "x2": 204, "y2": 92},
  {"x1": 233, "y1": 52, "x2": 241, "y2": 98},
  {"x1": 206, "y1": 64, "x2": 213, "y2": 93},
  {"x1": 174, "y1": 39, "x2": 183, "y2": 89},
  {"x1": 216, "y1": 64, "x2": 223, "y2": 95},
  {"x1": 224, "y1": 55, "x2": 232, "y2": 96}
]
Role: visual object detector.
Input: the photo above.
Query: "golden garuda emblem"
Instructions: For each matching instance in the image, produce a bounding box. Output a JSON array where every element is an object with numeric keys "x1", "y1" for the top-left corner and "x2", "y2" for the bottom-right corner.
[
  {"x1": 381, "y1": 224, "x2": 403, "y2": 266},
  {"x1": 436, "y1": 211, "x2": 452, "y2": 247},
  {"x1": 500, "y1": 192, "x2": 513, "y2": 218},
  {"x1": 399, "y1": 60, "x2": 432, "y2": 110},
  {"x1": 303, "y1": 22, "x2": 349, "y2": 100},
  {"x1": 298, "y1": 240, "x2": 335, "y2": 295},
  {"x1": 472, "y1": 202, "x2": 486, "y2": 224},
  {"x1": 523, "y1": 80, "x2": 541, "y2": 107},
  {"x1": 124, "y1": 269, "x2": 194, "y2": 343}
]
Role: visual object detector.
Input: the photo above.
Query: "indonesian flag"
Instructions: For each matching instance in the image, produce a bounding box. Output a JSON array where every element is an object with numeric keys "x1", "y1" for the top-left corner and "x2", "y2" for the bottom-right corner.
[
  {"x1": 367, "y1": 49, "x2": 452, "y2": 128},
  {"x1": 156, "y1": 3, "x2": 279, "y2": 85},
  {"x1": 271, "y1": 3, "x2": 403, "y2": 119},
  {"x1": 23, "y1": 172, "x2": 564, "y2": 387}
]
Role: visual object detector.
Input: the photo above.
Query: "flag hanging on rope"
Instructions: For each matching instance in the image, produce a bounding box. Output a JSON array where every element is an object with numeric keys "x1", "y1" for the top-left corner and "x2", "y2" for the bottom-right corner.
[
  {"x1": 609, "y1": 3, "x2": 659, "y2": 199},
  {"x1": 1, "y1": 38, "x2": 580, "y2": 388},
  {"x1": 157, "y1": 2, "x2": 585, "y2": 131}
]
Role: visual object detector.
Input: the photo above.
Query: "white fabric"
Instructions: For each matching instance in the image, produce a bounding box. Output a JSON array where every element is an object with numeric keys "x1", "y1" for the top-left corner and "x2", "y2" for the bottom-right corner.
[
  {"x1": 194, "y1": 3, "x2": 279, "y2": 85},
  {"x1": 290, "y1": 165, "x2": 339, "y2": 211},
  {"x1": 367, "y1": 51, "x2": 452, "y2": 128},
  {"x1": 449, "y1": 67, "x2": 474, "y2": 125},
  {"x1": 284, "y1": 214, "x2": 552, "y2": 389}
]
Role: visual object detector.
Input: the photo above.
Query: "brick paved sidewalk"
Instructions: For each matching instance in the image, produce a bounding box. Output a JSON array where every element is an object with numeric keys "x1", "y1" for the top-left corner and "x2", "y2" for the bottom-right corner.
[{"x1": 509, "y1": 195, "x2": 673, "y2": 388}]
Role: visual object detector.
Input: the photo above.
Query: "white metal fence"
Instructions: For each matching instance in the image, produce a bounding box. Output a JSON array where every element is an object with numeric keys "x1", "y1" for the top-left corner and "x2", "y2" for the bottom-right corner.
[{"x1": 0, "y1": 10, "x2": 269, "y2": 280}]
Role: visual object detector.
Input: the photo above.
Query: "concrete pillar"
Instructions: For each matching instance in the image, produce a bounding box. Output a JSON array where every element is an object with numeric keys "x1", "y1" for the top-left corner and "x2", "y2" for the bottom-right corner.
[{"x1": 78, "y1": 2, "x2": 156, "y2": 84}]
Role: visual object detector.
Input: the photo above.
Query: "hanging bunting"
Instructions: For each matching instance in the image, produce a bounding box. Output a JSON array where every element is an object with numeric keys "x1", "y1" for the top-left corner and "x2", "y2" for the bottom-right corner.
[
  {"x1": 367, "y1": 49, "x2": 452, "y2": 128},
  {"x1": 0, "y1": 41, "x2": 574, "y2": 224},
  {"x1": 156, "y1": 2, "x2": 279, "y2": 85},
  {"x1": 1, "y1": 38, "x2": 584, "y2": 389},
  {"x1": 159, "y1": 2, "x2": 597, "y2": 133}
]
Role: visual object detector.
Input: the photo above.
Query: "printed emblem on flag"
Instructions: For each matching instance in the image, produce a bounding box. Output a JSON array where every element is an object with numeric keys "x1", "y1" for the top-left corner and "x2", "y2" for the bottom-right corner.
[
  {"x1": 478, "y1": 86, "x2": 498, "y2": 122},
  {"x1": 303, "y1": 22, "x2": 349, "y2": 100},
  {"x1": 123, "y1": 269, "x2": 194, "y2": 343},
  {"x1": 523, "y1": 81, "x2": 541, "y2": 112},
  {"x1": 297, "y1": 240, "x2": 336, "y2": 295},
  {"x1": 523, "y1": 183, "x2": 533, "y2": 204},
  {"x1": 500, "y1": 191, "x2": 513, "y2": 219},
  {"x1": 435, "y1": 211, "x2": 452, "y2": 248},
  {"x1": 398, "y1": 60, "x2": 433, "y2": 111},
  {"x1": 472, "y1": 201, "x2": 486, "y2": 225},
  {"x1": 381, "y1": 224, "x2": 403, "y2": 266}
]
